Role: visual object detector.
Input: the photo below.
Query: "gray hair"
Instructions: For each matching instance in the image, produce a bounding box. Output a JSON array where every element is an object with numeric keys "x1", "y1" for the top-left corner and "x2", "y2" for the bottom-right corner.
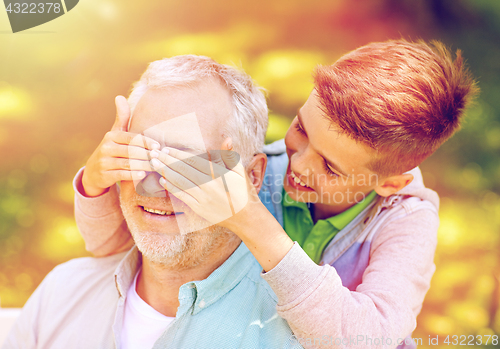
[{"x1": 127, "y1": 55, "x2": 268, "y2": 165}]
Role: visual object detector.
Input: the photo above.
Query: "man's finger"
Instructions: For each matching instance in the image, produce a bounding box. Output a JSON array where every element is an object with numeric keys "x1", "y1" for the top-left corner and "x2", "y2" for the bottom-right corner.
[{"x1": 112, "y1": 96, "x2": 131, "y2": 132}]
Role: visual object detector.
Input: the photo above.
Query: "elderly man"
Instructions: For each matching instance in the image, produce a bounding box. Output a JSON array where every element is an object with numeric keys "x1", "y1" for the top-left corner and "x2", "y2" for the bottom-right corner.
[{"x1": 4, "y1": 56, "x2": 301, "y2": 349}]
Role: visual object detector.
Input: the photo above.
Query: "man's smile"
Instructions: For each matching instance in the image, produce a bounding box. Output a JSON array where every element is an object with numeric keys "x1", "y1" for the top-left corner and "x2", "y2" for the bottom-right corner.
[
  {"x1": 141, "y1": 206, "x2": 184, "y2": 216},
  {"x1": 138, "y1": 203, "x2": 186, "y2": 222}
]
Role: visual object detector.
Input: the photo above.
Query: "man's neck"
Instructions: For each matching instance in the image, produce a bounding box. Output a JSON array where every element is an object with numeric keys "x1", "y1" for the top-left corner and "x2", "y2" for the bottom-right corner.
[{"x1": 136, "y1": 237, "x2": 241, "y2": 317}]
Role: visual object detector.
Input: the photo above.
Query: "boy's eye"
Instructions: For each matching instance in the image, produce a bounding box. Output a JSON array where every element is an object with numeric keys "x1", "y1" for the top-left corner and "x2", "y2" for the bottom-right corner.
[{"x1": 323, "y1": 162, "x2": 339, "y2": 177}]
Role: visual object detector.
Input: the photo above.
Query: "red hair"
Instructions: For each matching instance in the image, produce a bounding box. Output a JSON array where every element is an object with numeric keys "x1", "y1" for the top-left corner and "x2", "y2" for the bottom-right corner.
[{"x1": 314, "y1": 39, "x2": 479, "y2": 176}]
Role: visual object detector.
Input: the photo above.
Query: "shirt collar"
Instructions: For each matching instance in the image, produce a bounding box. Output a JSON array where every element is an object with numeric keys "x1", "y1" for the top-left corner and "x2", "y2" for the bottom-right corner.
[
  {"x1": 283, "y1": 190, "x2": 378, "y2": 230},
  {"x1": 187, "y1": 242, "x2": 254, "y2": 315},
  {"x1": 113, "y1": 242, "x2": 255, "y2": 316},
  {"x1": 114, "y1": 246, "x2": 142, "y2": 298}
]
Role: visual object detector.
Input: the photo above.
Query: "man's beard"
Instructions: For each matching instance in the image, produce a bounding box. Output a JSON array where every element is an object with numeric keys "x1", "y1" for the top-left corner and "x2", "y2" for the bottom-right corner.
[{"x1": 120, "y1": 200, "x2": 239, "y2": 269}]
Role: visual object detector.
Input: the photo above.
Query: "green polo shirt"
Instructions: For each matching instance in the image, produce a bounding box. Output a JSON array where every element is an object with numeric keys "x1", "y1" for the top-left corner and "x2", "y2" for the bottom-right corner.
[{"x1": 282, "y1": 190, "x2": 378, "y2": 263}]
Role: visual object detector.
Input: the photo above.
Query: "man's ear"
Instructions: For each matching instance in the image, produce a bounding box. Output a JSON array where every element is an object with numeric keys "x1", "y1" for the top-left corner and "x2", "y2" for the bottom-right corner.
[
  {"x1": 246, "y1": 153, "x2": 267, "y2": 194},
  {"x1": 374, "y1": 173, "x2": 414, "y2": 197}
]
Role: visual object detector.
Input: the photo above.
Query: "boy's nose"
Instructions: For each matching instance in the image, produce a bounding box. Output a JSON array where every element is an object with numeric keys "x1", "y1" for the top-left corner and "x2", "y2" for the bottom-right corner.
[{"x1": 135, "y1": 172, "x2": 166, "y2": 197}]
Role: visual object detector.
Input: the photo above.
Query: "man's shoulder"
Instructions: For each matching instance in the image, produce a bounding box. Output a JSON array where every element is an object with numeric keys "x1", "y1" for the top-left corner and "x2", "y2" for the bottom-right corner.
[
  {"x1": 43, "y1": 252, "x2": 127, "y2": 292},
  {"x1": 8, "y1": 253, "x2": 126, "y2": 349},
  {"x1": 32, "y1": 252, "x2": 127, "y2": 319},
  {"x1": 51, "y1": 252, "x2": 126, "y2": 276}
]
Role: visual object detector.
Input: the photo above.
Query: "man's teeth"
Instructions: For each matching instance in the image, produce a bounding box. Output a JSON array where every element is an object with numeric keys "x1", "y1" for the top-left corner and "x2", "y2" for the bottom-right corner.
[
  {"x1": 291, "y1": 171, "x2": 309, "y2": 188},
  {"x1": 143, "y1": 207, "x2": 174, "y2": 215}
]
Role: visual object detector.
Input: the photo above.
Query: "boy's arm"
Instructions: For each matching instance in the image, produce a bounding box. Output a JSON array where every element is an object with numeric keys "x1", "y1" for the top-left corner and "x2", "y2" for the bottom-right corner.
[
  {"x1": 74, "y1": 95, "x2": 160, "y2": 257},
  {"x1": 261, "y1": 206, "x2": 438, "y2": 348},
  {"x1": 74, "y1": 167, "x2": 134, "y2": 257}
]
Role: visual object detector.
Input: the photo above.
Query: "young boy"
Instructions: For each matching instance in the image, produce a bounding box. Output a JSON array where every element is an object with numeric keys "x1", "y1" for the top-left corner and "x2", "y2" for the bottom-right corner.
[{"x1": 74, "y1": 39, "x2": 477, "y2": 348}]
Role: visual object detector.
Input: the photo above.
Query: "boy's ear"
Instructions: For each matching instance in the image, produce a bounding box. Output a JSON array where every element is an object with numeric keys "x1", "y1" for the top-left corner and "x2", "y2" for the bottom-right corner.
[
  {"x1": 374, "y1": 173, "x2": 414, "y2": 197},
  {"x1": 245, "y1": 153, "x2": 267, "y2": 194}
]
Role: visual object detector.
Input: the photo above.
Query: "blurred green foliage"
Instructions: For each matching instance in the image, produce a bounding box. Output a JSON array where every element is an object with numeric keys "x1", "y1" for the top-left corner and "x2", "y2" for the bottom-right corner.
[{"x1": 0, "y1": 0, "x2": 499, "y2": 345}]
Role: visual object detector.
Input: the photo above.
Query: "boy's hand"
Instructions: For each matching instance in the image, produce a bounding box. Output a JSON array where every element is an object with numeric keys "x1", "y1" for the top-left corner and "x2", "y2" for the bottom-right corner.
[
  {"x1": 81, "y1": 96, "x2": 161, "y2": 197},
  {"x1": 150, "y1": 142, "x2": 255, "y2": 229},
  {"x1": 149, "y1": 141, "x2": 294, "y2": 271}
]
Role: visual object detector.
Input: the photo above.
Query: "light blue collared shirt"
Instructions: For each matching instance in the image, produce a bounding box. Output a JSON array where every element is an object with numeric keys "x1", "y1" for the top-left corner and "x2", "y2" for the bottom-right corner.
[
  {"x1": 5, "y1": 243, "x2": 302, "y2": 349},
  {"x1": 149, "y1": 243, "x2": 301, "y2": 348}
]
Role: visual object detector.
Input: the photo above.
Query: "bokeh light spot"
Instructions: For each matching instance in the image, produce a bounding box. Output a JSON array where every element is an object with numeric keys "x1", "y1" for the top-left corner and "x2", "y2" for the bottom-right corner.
[
  {"x1": 0, "y1": 83, "x2": 33, "y2": 119},
  {"x1": 425, "y1": 314, "x2": 456, "y2": 335}
]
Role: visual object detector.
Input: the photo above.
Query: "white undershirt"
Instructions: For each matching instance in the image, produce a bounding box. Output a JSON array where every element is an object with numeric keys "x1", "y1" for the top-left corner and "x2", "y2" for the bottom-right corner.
[{"x1": 121, "y1": 268, "x2": 175, "y2": 349}]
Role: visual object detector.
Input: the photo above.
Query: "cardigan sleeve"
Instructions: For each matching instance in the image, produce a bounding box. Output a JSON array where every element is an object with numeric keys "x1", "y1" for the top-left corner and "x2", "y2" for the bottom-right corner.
[
  {"x1": 73, "y1": 167, "x2": 134, "y2": 257},
  {"x1": 261, "y1": 205, "x2": 438, "y2": 348}
]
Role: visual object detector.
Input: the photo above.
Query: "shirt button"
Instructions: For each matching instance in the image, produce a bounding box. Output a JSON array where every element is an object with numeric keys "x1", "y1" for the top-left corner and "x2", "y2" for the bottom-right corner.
[{"x1": 199, "y1": 300, "x2": 206, "y2": 308}]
